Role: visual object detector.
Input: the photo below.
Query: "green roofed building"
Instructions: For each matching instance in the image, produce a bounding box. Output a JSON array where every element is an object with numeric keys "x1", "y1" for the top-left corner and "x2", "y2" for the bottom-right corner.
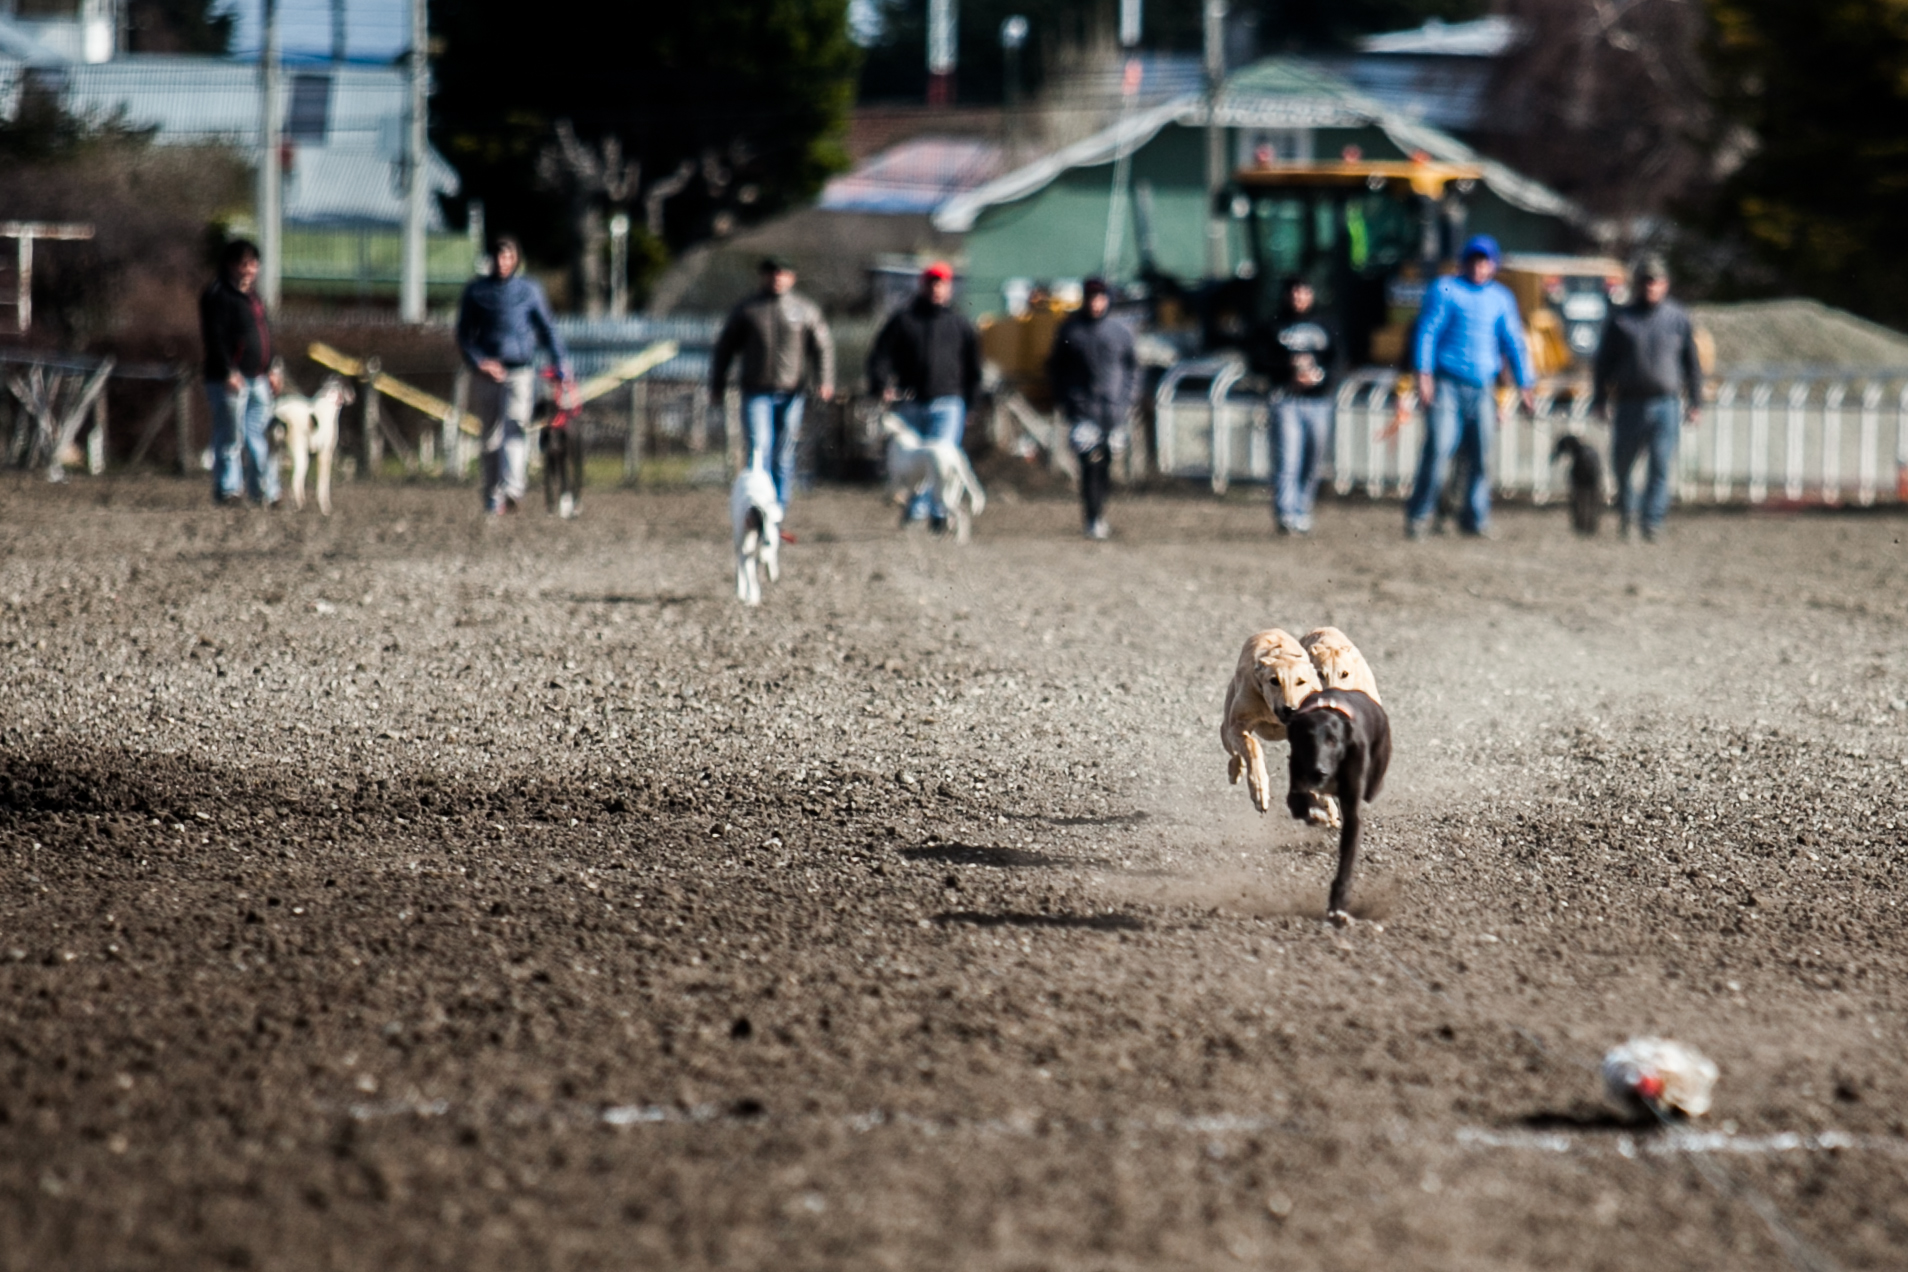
[{"x1": 933, "y1": 57, "x2": 1597, "y2": 320}]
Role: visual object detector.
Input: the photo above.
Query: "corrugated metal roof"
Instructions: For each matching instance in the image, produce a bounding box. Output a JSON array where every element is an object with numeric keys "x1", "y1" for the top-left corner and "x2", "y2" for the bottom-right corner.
[
  {"x1": 820, "y1": 137, "x2": 1006, "y2": 215},
  {"x1": 1358, "y1": 16, "x2": 1521, "y2": 57},
  {"x1": 933, "y1": 57, "x2": 1599, "y2": 236}
]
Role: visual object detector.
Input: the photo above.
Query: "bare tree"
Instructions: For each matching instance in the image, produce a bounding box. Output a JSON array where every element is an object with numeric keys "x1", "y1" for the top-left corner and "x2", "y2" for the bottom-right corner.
[
  {"x1": 537, "y1": 121, "x2": 635, "y2": 318},
  {"x1": 1482, "y1": 0, "x2": 1716, "y2": 239}
]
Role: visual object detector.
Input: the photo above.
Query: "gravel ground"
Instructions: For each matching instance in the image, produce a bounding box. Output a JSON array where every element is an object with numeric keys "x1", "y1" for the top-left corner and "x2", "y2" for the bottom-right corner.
[{"x1": 3, "y1": 473, "x2": 1908, "y2": 1271}]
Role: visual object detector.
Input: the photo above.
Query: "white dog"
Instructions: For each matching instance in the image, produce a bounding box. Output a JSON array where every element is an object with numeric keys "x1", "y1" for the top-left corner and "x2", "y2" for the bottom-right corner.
[
  {"x1": 880, "y1": 412, "x2": 985, "y2": 542},
  {"x1": 730, "y1": 465, "x2": 783, "y2": 606},
  {"x1": 273, "y1": 374, "x2": 355, "y2": 515}
]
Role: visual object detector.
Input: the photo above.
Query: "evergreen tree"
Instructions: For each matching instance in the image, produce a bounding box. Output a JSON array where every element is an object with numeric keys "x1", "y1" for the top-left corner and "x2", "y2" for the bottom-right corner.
[{"x1": 1708, "y1": 0, "x2": 1908, "y2": 325}]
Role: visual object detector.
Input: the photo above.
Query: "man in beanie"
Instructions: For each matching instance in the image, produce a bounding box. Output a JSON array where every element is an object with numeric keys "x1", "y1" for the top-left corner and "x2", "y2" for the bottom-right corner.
[
  {"x1": 1592, "y1": 256, "x2": 1703, "y2": 541},
  {"x1": 1258, "y1": 277, "x2": 1339, "y2": 535},
  {"x1": 710, "y1": 256, "x2": 836, "y2": 511},
  {"x1": 868, "y1": 262, "x2": 980, "y2": 530},
  {"x1": 456, "y1": 234, "x2": 572, "y2": 515},
  {"x1": 1047, "y1": 277, "x2": 1138, "y2": 539},
  {"x1": 1405, "y1": 234, "x2": 1536, "y2": 539}
]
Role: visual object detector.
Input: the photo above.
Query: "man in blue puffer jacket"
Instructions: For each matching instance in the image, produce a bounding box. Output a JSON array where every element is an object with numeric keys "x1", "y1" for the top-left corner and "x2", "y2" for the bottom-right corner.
[
  {"x1": 1405, "y1": 234, "x2": 1536, "y2": 539},
  {"x1": 457, "y1": 235, "x2": 573, "y2": 515}
]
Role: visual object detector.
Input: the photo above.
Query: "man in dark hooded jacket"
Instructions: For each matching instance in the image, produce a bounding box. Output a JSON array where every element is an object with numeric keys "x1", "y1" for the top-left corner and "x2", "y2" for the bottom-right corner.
[
  {"x1": 1047, "y1": 277, "x2": 1138, "y2": 539},
  {"x1": 867, "y1": 262, "x2": 980, "y2": 528}
]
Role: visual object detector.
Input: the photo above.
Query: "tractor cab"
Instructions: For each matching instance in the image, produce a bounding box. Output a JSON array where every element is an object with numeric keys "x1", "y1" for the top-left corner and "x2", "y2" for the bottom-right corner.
[{"x1": 1218, "y1": 158, "x2": 1487, "y2": 369}]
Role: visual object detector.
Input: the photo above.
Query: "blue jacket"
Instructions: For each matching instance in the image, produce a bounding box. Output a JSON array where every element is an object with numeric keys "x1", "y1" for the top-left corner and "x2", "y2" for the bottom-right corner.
[
  {"x1": 1413, "y1": 275, "x2": 1533, "y2": 388},
  {"x1": 456, "y1": 271, "x2": 570, "y2": 376}
]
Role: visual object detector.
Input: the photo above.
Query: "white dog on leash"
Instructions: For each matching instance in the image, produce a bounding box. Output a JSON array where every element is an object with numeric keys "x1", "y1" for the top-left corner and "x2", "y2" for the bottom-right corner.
[
  {"x1": 730, "y1": 465, "x2": 783, "y2": 606},
  {"x1": 273, "y1": 374, "x2": 355, "y2": 515},
  {"x1": 880, "y1": 412, "x2": 986, "y2": 542}
]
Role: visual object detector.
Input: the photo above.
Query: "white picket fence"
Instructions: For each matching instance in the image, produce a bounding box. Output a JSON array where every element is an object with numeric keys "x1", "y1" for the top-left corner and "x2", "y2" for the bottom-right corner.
[{"x1": 1155, "y1": 362, "x2": 1908, "y2": 505}]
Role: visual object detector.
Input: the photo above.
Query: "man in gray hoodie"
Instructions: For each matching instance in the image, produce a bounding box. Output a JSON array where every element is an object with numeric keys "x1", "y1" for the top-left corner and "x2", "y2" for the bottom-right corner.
[{"x1": 1592, "y1": 256, "x2": 1704, "y2": 541}]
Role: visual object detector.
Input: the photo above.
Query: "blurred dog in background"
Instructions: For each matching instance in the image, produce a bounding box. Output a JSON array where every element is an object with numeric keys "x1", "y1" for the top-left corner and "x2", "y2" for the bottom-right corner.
[
  {"x1": 273, "y1": 374, "x2": 355, "y2": 515},
  {"x1": 1552, "y1": 434, "x2": 1604, "y2": 536},
  {"x1": 730, "y1": 465, "x2": 783, "y2": 606}
]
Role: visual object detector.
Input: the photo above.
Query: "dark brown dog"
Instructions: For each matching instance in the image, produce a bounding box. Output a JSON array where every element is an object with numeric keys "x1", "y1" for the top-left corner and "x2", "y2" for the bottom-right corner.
[
  {"x1": 1552, "y1": 434, "x2": 1603, "y2": 536},
  {"x1": 539, "y1": 418, "x2": 584, "y2": 518},
  {"x1": 1285, "y1": 688, "x2": 1391, "y2": 925}
]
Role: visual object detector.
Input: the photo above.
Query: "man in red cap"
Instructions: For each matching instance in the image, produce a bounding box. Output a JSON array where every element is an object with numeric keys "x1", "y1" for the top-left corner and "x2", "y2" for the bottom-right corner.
[{"x1": 868, "y1": 261, "x2": 980, "y2": 530}]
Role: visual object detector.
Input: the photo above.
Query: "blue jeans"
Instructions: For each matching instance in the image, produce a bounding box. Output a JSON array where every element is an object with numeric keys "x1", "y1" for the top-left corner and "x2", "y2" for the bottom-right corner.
[
  {"x1": 898, "y1": 396, "x2": 965, "y2": 520},
  {"x1": 1406, "y1": 376, "x2": 1494, "y2": 533},
  {"x1": 207, "y1": 375, "x2": 279, "y2": 504},
  {"x1": 1612, "y1": 396, "x2": 1682, "y2": 534},
  {"x1": 745, "y1": 391, "x2": 806, "y2": 507},
  {"x1": 1271, "y1": 395, "x2": 1333, "y2": 529}
]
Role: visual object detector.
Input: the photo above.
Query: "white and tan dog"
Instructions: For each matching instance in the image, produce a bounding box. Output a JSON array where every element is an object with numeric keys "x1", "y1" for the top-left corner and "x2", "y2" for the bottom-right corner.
[
  {"x1": 880, "y1": 412, "x2": 986, "y2": 542},
  {"x1": 1221, "y1": 628, "x2": 1324, "y2": 815},
  {"x1": 730, "y1": 465, "x2": 783, "y2": 606},
  {"x1": 273, "y1": 374, "x2": 355, "y2": 515},
  {"x1": 1301, "y1": 627, "x2": 1381, "y2": 702}
]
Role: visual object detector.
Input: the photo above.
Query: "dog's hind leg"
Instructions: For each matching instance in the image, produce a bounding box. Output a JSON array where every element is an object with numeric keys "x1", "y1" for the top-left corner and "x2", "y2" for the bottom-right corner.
[
  {"x1": 289, "y1": 440, "x2": 309, "y2": 511},
  {"x1": 315, "y1": 446, "x2": 332, "y2": 516}
]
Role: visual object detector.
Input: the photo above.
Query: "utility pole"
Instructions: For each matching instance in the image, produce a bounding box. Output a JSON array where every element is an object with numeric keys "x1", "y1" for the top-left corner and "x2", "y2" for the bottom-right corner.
[
  {"x1": 1102, "y1": 0, "x2": 1143, "y2": 278},
  {"x1": 330, "y1": 0, "x2": 346, "y2": 63},
  {"x1": 927, "y1": 0, "x2": 957, "y2": 106},
  {"x1": 1000, "y1": 16, "x2": 1027, "y2": 164},
  {"x1": 257, "y1": 0, "x2": 282, "y2": 309},
  {"x1": 1203, "y1": 0, "x2": 1228, "y2": 279},
  {"x1": 399, "y1": 0, "x2": 429, "y2": 322}
]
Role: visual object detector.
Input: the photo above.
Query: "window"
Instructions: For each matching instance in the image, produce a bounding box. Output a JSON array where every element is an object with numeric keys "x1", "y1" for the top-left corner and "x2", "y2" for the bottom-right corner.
[{"x1": 288, "y1": 74, "x2": 332, "y2": 145}]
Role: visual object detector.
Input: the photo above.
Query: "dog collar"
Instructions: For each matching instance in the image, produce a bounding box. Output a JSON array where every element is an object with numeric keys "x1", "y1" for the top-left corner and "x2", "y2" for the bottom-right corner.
[{"x1": 1295, "y1": 699, "x2": 1355, "y2": 722}]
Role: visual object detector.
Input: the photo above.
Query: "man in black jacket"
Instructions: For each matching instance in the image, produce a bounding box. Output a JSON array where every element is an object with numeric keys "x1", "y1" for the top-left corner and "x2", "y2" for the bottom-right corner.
[
  {"x1": 199, "y1": 239, "x2": 283, "y2": 505},
  {"x1": 1592, "y1": 256, "x2": 1704, "y2": 541},
  {"x1": 1258, "y1": 278, "x2": 1339, "y2": 535},
  {"x1": 1047, "y1": 277, "x2": 1138, "y2": 539},
  {"x1": 867, "y1": 262, "x2": 979, "y2": 528}
]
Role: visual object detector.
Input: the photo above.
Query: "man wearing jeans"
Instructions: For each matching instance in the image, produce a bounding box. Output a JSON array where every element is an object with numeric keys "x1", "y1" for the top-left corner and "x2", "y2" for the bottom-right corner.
[
  {"x1": 1593, "y1": 256, "x2": 1703, "y2": 541},
  {"x1": 456, "y1": 235, "x2": 571, "y2": 515},
  {"x1": 1260, "y1": 278, "x2": 1339, "y2": 535},
  {"x1": 867, "y1": 262, "x2": 980, "y2": 530},
  {"x1": 709, "y1": 257, "x2": 836, "y2": 511},
  {"x1": 1405, "y1": 235, "x2": 1536, "y2": 539},
  {"x1": 198, "y1": 239, "x2": 282, "y2": 505}
]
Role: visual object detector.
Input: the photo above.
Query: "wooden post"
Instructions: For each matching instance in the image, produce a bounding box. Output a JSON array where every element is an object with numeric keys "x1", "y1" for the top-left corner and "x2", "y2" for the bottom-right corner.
[
  {"x1": 360, "y1": 357, "x2": 381, "y2": 479},
  {"x1": 87, "y1": 389, "x2": 107, "y2": 474},
  {"x1": 174, "y1": 373, "x2": 194, "y2": 474},
  {"x1": 689, "y1": 391, "x2": 708, "y2": 453},
  {"x1": 624, "y1": 377, "x2": 645, "y2": 484},
  {"x1": 724, "y1": 385, "x2": 742, "y2": 478},
  {"x1": 445, "y1": 365, "x2": 469, "y2": 480}
]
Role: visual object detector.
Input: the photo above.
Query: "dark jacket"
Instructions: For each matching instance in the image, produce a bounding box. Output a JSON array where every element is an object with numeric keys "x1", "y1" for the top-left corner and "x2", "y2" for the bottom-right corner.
[
  {"x1": 867, "y1": 297, "x2": 980, "y2": 404},
  {"x1": 1593, "y1": 298, "x2": 1703, "y2": 409},
  {"x1": 199, "y1": 276, "x2": 272, "y2": 382},
  {"x1": 1047, "y1": 310, "x2": 1139, "y2": 423},
  {"x1": 711, "y1": 289, "x2": 835, "y2": 396},
  {"x1": 1261, "y1": 312, "x2": 1338, "y2": 398},
  {"x1": 456, "y1": 270, "x2": 570, "y2": 376}
]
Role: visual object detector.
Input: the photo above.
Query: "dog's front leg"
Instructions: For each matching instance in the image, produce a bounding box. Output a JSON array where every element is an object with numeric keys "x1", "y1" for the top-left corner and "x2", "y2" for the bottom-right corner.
[
  {"x1": 1325, "y1": 754, "x2": 1368, "y2": 923},
  {"x1": 290, "y1": 439, "x2": 309, "y2": 511}
]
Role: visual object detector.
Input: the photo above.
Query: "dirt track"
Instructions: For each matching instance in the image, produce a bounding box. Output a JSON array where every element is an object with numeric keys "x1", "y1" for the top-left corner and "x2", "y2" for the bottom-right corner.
[{"x1": 3, "y1": 473, "x2": 1908, "y2": 1271}]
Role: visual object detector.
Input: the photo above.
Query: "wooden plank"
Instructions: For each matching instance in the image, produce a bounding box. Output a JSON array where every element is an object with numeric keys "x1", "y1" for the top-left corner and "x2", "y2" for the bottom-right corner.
[
  {"x1": 309, "y1": 341, "x2": 457, "y2": 423},
  {"x1": 574, "y1": 340, "x2": 678, "y2": 405}
]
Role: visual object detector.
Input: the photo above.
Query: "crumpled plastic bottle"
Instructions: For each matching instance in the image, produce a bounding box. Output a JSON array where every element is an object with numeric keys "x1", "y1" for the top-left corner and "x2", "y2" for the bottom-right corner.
[{"x1": 1602, "y1": 1037, "x2": 1719, "y2": 1119}]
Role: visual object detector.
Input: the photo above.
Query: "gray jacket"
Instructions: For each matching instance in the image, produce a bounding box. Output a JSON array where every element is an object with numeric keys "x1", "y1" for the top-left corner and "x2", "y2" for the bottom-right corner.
[
  {"x1": 1593, "y1": 299, "x2": 1702, "y2": 409},
  {"x1": 710, "y1": 290, "x2": 835, "y2": 396}
]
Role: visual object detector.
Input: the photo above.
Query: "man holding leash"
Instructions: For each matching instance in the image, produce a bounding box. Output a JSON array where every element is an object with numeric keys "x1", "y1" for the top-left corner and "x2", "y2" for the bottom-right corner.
[
  {"x1": 1592, "y1": 255, "x2": 1704, "y2": 542},
  {"x1": 199, "y1": 239, "x2": 282, "y2": 506},
  {"x1": 1047, "y1": 277, "x2": 1138, "y2": 540},
  {"x1": 710, "y1": 257, "x2": 836, "y2": 513},
  {"x1": 1405, "y1": 234, "x2": 1535, "y2": 540},
  {"x1": 456, "y1": 235, "x2": 573, "y2": 516},
  {"x1": 868, "y1": 262, "x2": 980, "y2": 531}
]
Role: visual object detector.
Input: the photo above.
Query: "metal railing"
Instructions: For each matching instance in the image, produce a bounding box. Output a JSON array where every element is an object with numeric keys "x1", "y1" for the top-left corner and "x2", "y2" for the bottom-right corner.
[{"x1": 1154, "y1": 365, "x2": 1908, "y2": 505}]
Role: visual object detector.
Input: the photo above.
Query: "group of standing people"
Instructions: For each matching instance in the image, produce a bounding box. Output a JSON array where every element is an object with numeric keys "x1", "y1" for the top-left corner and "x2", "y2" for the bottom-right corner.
[
  {"x1": 1250, "y1": 233, "x2": 1704, "y2": 542},
  {"x1": 201, "y1": 232, "x2": 1702, "y2": 542}
]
